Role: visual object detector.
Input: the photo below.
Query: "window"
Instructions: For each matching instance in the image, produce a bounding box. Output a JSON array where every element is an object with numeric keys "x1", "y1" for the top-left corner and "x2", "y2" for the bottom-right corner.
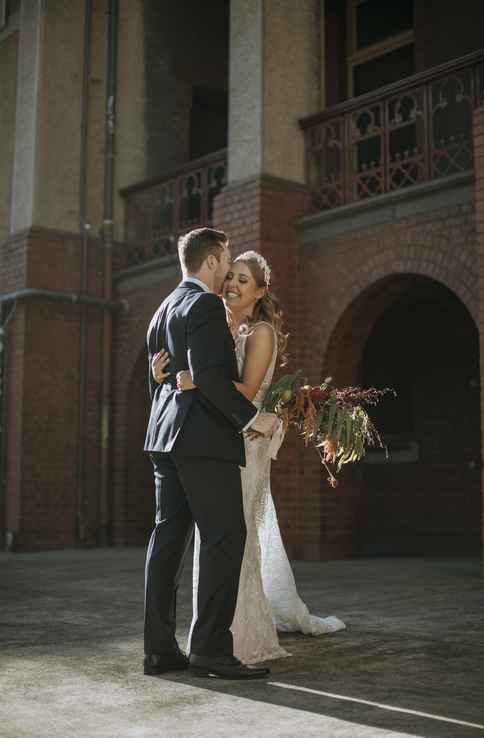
[{"x1": 347, "y1": 0, "x2": 415, "y2": 96}]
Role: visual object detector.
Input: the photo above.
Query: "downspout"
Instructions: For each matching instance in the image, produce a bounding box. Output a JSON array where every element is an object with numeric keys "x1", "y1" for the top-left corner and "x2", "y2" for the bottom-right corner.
[
  {"x1": 0, "y1": 290, "x2": 125, "y2": 551},
  {"x1": 99, "y1": 0, "x2": 118, "y2": 545},
  {"x1": 77, "y1": 0, "x2": 93, "y2": 546},
  {"x1": 0, "y1": 302, "x2": 17, "y2": 551}
]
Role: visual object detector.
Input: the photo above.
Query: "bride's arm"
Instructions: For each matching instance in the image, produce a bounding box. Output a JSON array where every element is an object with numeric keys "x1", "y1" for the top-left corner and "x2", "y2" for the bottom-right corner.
[
  {"x1": 234, "y1": 323, "x2": 274, "y2": 401},
  {"x1": 177, "y1": 324, "x2": 274, "y2": 401}
]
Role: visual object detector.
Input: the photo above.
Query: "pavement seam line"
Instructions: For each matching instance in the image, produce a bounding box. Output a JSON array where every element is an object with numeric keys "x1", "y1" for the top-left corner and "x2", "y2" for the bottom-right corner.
[{"x1": 268, "y1": 682, "x2": 484, "y2": 731}]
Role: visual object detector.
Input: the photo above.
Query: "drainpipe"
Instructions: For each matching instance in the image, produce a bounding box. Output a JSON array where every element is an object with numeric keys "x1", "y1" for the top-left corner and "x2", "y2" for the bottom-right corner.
[
  {"x1": 77, "y1": 0, "x2": 93, "y2": 546},
  {"x1": 0, "y1": 302, "x2": 17, "y2": 551},
  {"x1": 98, "y1": 0, "x2": 118, "y2": 545},
  {"x1": 0, "y1": 290, "x2": 126, "y2": 551},
  {"x1": 0, "y1": 289, "x2": 123, "y2": 310}
]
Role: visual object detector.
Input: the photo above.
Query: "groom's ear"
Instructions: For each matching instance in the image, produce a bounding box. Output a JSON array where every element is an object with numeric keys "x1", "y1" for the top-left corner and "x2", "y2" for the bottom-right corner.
[{"x1": 206, "y1": 253, "x2": 217, "y2": 271}]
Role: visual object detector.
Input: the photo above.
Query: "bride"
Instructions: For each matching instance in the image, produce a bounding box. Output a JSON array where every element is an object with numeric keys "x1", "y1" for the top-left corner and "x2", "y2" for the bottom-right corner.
[{"x1": 152, "y1": 251, "x2": 345, "y2": 664}]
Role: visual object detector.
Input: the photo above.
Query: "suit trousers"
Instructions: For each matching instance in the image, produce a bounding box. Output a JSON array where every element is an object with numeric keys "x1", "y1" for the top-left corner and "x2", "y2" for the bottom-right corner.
[{"x1": 144, "y1": 452, "x2": 247, "y2": 658}]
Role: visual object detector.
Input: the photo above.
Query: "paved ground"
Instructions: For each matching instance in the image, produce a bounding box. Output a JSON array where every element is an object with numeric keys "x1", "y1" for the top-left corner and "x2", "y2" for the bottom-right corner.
[{"x1": 1, "y1": 549, "x2": 484, "y2": 738}]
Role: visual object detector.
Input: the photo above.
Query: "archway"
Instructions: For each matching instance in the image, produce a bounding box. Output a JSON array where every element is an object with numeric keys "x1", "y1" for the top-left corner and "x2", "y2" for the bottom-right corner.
[
  {"x1": 323, "y1": 274, "x2": 481, "y2": 557},
  {"x1": 124, "y1": 350, "x2": 155, "y2": 545}
]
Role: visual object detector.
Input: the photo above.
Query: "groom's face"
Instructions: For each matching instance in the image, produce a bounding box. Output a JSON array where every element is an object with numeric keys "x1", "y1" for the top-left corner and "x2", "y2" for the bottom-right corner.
[{"x1": 213, "y1": 242, "x2": 231, "y2": 295}]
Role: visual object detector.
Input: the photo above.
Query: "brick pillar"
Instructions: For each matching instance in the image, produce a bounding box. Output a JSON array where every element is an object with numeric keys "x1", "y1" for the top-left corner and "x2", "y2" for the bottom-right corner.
[
  {"x1": 473, "y1": 106, "x2": 484, "y2": 575},
  {"x1": 213, "y1": 175, "x2": 327, "y2": 559}
]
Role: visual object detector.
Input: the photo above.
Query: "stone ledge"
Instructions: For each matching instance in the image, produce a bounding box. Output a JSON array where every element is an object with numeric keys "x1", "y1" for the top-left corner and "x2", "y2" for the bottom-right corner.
[
  {"x1": 297, "y1": 172, "x2": 474, "y2": 244},
  {"x1": 113, "y1": 254, "x2": 180, "y2": 296}
]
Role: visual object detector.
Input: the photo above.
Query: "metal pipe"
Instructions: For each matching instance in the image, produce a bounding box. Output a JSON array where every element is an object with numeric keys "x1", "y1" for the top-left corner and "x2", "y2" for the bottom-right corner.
[
  {"x1": 76, "y1": 0, "x2": 93, "y2": 547},
  {"x1": 98, "y1": 0, "x2": 118, "y2": 545},
  {"x1": 0, "y1": 287, "x2": 125, "y2": 311},
  {"x1": 0, "y1": 287, "x2": 126, "y2": 551},
  {"x1": 0, "y1": 302, "x2": 17, "y2": 551}
]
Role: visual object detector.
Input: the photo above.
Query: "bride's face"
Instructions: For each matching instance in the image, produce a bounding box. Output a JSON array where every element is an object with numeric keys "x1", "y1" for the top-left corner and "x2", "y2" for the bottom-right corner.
[{"x1": 222, "y1": 261, "x2": 265, "y2": 316}]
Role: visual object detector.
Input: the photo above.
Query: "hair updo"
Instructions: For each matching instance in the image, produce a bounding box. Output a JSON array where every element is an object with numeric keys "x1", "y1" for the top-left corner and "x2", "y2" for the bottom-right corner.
[{"x1": 233, "y1": 251, "x2": 289, "y2": 366}]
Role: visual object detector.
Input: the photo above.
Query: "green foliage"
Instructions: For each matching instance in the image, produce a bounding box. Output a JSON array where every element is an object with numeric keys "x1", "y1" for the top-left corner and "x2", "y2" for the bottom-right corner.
[{"x1": 263, "y1": 372, "x2": 388, "y2": 475}]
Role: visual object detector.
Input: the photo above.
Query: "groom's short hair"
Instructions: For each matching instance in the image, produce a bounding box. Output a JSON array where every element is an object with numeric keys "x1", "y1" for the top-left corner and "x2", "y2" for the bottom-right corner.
[{"x1": 178, "y1": 227, "x2": 228, "y2": 273}]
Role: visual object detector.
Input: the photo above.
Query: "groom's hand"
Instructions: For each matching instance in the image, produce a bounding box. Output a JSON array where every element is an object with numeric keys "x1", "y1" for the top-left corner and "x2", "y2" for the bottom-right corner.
[{"x1": 152, "y1": 350, "x2": 171, "y2": 384}]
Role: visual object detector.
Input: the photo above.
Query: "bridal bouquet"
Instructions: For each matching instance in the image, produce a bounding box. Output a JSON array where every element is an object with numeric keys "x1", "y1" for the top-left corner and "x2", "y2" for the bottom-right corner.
[{"x1": 263, "y1": 371, "x2": 394, "y2": 487}]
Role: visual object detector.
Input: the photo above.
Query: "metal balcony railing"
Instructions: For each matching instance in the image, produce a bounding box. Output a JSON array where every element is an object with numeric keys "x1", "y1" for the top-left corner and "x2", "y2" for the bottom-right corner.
[
  {"x1": 117, "y1": 149, "x2": 227, "y2": 272},
  {"x1": 301, "y1": 50, "x2": 484, "y2": 213}
]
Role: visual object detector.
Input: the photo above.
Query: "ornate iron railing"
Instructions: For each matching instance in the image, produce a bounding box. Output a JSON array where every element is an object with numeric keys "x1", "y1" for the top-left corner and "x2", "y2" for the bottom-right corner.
[
  {"x1": 301, "y1": 50, "x2": 484, "y2": 212},
  {"x1": 116, "y1": 149, "x2": 227, "y2": 271}
]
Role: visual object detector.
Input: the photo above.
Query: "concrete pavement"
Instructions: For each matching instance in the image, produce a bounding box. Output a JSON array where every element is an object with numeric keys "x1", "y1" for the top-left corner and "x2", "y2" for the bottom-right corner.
[{"x1": 1, "y1": 549, "x2": 484, "y2": 738}]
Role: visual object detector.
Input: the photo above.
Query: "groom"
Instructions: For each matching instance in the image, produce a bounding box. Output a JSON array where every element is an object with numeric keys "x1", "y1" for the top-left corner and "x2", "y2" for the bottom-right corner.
[{"x1": 144, "y1": 227, "x2": 273, "y2": 679}]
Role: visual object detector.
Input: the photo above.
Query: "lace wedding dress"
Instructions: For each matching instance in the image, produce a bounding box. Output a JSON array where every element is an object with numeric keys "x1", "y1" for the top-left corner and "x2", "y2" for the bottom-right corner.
[{"x1": 189, "y1": 322, "x2": 345, "y2": 663}]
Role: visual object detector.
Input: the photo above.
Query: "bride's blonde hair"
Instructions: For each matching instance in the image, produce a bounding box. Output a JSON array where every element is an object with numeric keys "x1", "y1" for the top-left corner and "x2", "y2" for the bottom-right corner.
[{"x1": 232, "y1": 251, "x2": 289, "y2": 366}]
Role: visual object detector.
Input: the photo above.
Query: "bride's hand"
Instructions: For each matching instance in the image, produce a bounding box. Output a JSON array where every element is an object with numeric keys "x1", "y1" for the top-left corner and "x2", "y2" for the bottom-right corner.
[
  {"x1": 177, "y1": 370, "x2": 197, "y2": 391},
  {"x1": 247, "y1": 411, "x2": 279, "y2": 439},
  {"x1": 152, "y1": 350, "x2": 170, "y2": 384}
]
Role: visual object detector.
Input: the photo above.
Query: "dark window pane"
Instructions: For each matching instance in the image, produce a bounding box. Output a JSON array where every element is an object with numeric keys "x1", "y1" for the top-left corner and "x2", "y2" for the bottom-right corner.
[
  {"x1": 353, "y1": 43, "x2": 415, "y2": 96},
  {"x1": 6, "y1": 0, "x2": 20, "y2": 14},
  {"x1": 356, "y1": 0, "x2": 413, "y2": 50},
  {"x1": 189, "y1": 86, "x2": 228, "y2": 160}
]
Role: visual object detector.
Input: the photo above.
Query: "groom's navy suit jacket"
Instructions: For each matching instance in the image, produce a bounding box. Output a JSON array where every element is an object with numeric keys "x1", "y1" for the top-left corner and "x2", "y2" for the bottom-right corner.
[{"x1": 144, "y1": 280, "x2": 257, "y2": 466}]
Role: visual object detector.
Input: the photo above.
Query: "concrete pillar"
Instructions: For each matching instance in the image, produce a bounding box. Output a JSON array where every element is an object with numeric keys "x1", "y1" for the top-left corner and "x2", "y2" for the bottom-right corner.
[
  {"x1": 228, "y1": 0, "x2": 320, "y2": 185},
  {"x1": 114, "y1": 0, "x2": 147, "y2": 241},
  {"x1": 10, "y1": 0, "x2": 42, "y2": 232},
  {"x1": 0, "y1": 17, "x2": 19, "y2": 245},
  {"x1": 219, "y1": 0, "x2": 327, "y2": 558},
  {"x1": 10, "y1": 1, "x2": 105, "y2": 234}
]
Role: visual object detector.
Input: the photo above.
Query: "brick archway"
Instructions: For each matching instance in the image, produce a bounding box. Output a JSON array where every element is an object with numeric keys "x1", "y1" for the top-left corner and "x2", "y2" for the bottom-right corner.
[
  {"x1": 323, "y1": 256, "x2": 477, "y2": 384},
  {"x1": 297, "y1": 268, "x2": 481, "y2": 559}
]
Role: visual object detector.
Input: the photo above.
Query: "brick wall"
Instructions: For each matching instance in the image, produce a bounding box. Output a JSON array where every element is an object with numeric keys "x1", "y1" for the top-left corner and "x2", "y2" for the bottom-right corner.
[
  {"x1": 1, "y1": 228, "x2": 105, "y2": 550},
  {"x1": 214, "y1": 173, "x2": 480, "y2": 561},
  {"x1": 299, "y1": 201, "x2": 478, "y2": 559}
]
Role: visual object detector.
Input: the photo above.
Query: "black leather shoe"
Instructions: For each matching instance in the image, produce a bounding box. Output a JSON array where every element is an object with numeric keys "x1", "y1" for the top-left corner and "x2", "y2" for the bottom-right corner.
[
  {"x1": 144, "y1": 648, "x2": 189, "y2": 676},
  {"x1": 189, "y1": 653, "x2": 270, "y2": 679}
]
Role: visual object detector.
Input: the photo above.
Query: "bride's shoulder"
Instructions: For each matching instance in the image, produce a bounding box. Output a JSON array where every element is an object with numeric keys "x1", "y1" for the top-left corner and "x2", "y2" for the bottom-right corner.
[{"x1": 246, "y1": 321, "x2": 275, "y2": 350}]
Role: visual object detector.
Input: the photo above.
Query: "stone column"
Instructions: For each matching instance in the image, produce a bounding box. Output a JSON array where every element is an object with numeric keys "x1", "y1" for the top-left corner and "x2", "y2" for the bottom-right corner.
[
  {"x1": 215, "y1": 0, "x2": 321, "y2": 558},
  {"x1": 10, "y1": 0, "x2": 42, "y2": 233},
  {"x1": 10, "y1": 0, "x2": 108, "y2": 234},
  {"x1": 0, "y1": 15, "x2": 19, "y2": 246},
  {"x1": 229, "y1": 0, "x2": 320, "y2": 184}
]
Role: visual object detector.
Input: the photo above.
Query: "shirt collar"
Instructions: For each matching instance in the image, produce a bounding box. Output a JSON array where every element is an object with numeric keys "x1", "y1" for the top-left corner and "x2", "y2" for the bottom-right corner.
[{"x1": 182, "y1": 276, "x2": 210, "y2": 293}]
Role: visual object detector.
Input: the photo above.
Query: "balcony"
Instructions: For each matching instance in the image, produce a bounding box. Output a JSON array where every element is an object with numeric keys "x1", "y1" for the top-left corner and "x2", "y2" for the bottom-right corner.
[
  {"x1": 116, "y1": 149, "x2": 227, "y2": 273},
  {"x1": 301, "y1": 50, "x2": 484, "y2": 213}
]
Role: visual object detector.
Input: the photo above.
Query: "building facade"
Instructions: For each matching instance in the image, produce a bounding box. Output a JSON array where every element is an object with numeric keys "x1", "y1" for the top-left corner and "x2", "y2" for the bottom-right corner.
[{"x1": 0, "y1": 0, "x2": 483, "y2": 568}]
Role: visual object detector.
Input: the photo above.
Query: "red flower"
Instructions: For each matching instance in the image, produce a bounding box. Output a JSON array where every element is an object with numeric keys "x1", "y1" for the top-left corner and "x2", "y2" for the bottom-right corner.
[{"x1": 309, "y1": 387, "x2": 330, "y2": 403}]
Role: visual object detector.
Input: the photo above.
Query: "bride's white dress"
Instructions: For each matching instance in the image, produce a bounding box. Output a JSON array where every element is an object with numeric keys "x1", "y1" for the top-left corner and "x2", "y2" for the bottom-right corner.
[{"x1": 189, "y1": 322, "x2": 345, "y2": 663}]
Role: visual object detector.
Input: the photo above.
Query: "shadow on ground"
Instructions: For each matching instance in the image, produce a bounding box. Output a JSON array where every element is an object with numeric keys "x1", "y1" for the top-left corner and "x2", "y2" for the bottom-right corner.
[{"x1": 1, "y1": 548, "x2": 483, "y2": 738}]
